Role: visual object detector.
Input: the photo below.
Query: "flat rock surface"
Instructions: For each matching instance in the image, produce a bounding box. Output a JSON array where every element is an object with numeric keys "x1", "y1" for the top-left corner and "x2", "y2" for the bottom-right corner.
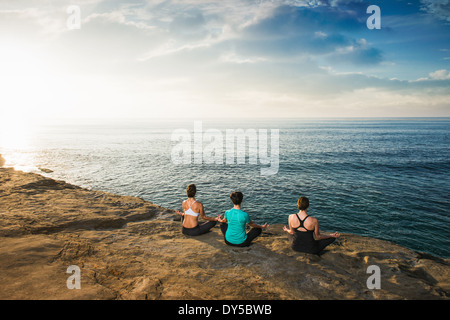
[{"x1": 0, "y1": 167, "x2": 448, "y2": 300}]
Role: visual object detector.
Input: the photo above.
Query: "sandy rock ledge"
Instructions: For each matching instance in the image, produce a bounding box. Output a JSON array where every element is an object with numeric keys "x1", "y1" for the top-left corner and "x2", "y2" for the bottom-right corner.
[{"x1": 0, "y1": 168, "x2": 448, "y2": 300}]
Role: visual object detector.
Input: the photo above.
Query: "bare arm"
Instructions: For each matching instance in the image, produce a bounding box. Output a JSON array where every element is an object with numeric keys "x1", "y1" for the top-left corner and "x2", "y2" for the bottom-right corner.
[
  {"x1": 283, "y1": 215, "x2": 295, "y2": 234},
  {"x1": 249, "y1": 220, "x2": 268, "y2": 229},
  {"x1": 313, "y1": 218, "x2": 340, "y2": 240},
  {"x1": 175, "y1": 201, "x2": 185, "y2": 217},
  {"x1": 199, "y1": 203, "x2": 218, "y2": 222}
]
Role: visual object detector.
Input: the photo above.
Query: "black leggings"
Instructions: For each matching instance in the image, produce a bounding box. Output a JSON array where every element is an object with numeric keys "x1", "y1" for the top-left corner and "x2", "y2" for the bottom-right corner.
[
  {"x1": 220, "y1": 223, "x2": 262, "y2": 247},
  {"x1": 289, "y1": 232, "x2": 336, "y2": 255},
  {"x1": 182, "y1": 220, "x2": 217, "y2": 236}
]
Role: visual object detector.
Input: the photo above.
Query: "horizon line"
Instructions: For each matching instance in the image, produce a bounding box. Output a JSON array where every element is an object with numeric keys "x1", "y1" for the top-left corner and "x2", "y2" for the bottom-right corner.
[{"x1": 24, "y1": 116, "x2": 450, "y2": 121}]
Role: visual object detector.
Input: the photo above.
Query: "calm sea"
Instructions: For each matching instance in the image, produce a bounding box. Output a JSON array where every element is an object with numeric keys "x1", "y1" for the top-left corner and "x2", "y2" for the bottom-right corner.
[{"x1": 1, "y1": 118, "x2": 449, "y2": 258}]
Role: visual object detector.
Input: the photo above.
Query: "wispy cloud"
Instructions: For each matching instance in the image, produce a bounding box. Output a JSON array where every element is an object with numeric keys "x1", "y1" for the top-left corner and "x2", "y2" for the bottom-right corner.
[
  {"x1": 420, "y1": 0, "x2": 450, "y2": 22},
  {"x1": 414, "y1": 69, "x2": 450, "y2": 81}
]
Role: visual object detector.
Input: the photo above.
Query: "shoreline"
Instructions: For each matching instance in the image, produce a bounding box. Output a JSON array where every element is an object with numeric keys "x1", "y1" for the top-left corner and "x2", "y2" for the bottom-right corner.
[{"x1": 0, "y1": 167, "x2": 448, "y2": 299}]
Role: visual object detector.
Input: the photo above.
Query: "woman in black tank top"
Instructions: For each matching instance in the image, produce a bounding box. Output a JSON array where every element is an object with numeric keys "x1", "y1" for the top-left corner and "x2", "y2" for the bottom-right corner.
[{"x1": 283, "y1": 197, "x2": 340, "y2": 255}]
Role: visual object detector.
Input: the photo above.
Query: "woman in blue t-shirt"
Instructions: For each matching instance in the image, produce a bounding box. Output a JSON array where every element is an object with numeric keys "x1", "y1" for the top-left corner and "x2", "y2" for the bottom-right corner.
[{"x1": 218, "y1": 191, "x2": 268, "y2": 247}]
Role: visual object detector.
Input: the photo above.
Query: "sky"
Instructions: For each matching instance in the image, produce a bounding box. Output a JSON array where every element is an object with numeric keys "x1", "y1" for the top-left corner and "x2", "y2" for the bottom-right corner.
[{"x1": 0, "y1": 0, "x2": 449, "y2": 121}]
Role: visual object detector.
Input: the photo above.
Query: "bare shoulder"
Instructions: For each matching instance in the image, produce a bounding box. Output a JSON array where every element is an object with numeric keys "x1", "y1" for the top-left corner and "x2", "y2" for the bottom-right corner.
[
  {"x1": 289, "y1": 214, "x2": 299, "y2": 227},
  {"x1": 305, "y1": 215, "x2": 318, "y2": 228},
  {"x1": 193, "y1": 200, "x2": 203, "y2": 210}
]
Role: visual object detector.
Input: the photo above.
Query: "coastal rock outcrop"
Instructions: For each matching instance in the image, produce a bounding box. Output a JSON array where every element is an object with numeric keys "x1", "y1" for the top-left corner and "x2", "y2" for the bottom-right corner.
[{"x1": 0, "y1": 167, "x2": 448, "y2": 300}]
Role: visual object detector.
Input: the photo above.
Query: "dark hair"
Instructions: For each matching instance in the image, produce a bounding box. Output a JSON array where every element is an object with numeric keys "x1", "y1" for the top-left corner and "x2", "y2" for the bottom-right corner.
[
  {"x1": 230, "y1": 191, "x2": 243, "y2": 205},
  {"x1": 186, "y1": 184, "x2": 196, "y2": 198},
  {"x1": 297, "y1": 196, "x2": 309, "y2": 211}
]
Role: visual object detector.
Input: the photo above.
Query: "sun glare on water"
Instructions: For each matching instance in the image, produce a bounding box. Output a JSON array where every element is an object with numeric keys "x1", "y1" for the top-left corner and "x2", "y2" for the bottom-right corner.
[
  {"x1": 0, "y1": 116, "x2": 37, "y2": 171},
  {"x1": 0, "y1": 118, "x2": 31, "y2": 150},
  {"x1": 0, "y1": 44, "x2": 52, "y2": 171}
]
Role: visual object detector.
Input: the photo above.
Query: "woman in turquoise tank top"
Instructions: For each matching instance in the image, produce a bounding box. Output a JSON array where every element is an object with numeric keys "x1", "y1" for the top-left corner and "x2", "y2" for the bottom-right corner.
[{"x1": 218, "y1": 191, "x2": 268, "y2": 247}]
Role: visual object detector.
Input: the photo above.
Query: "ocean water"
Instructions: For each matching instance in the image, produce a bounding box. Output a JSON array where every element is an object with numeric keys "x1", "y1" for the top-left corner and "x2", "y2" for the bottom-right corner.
[{"x1": 1, "y1": 118, "x2": 449, "y2": 258}]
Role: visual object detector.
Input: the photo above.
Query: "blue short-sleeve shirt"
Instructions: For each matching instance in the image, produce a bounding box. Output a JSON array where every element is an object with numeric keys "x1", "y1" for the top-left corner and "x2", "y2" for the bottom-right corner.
[{"x1": 224, "y1": 208, "x2": 251, "y2": 244}]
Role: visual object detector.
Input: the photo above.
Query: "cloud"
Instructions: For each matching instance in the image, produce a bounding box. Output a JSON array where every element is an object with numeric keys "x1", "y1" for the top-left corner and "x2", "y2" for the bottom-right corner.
[
  {"x1": 1, "y1": 1, "x2": 382, "y2": 66},
  {"x1": 415, "y1": 69, "x2": 450, "y2": 81},
  {"x1": 0, "y1": 8, "x2": 65, "y2": 40},
  {"x1": 230, "y1": 4, "x2": 382, "y2": 65},
  {"x1": 332, "y1": 39, "x2": 383, "y2": 65},
  {"x1": 429, "y1": 69, "x2": 450, "y2": 79},
  {"x1": 243, "y1": 4, "x2": 366, "y2": 36},
  {"x1": 420, "y1": 0, "x2": 450, "y2": 22}
]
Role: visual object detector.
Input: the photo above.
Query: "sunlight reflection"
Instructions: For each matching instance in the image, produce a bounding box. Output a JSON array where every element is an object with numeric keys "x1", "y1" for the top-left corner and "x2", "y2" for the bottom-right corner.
[
  {"x1": 0, "y1": 118, "x2": 31, "y2": 150},
  {"x1": 0, "y1": 117, "x2": 36, "y2": 171}
]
